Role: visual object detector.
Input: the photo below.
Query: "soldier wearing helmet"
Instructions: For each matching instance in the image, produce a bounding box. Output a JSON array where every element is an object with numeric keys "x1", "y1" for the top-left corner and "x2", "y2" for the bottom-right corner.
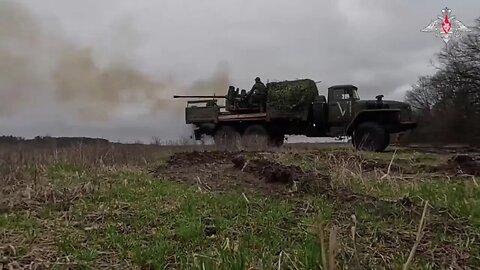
[
  {"x1": 248, "y1": 77, "x2": 267, "y2": 112},
  {"x1": 251, "y1": 77, "x2": 266, "y2": 93}
]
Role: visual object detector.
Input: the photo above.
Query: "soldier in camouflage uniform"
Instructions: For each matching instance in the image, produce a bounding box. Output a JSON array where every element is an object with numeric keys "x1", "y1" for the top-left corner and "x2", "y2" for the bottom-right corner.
[{"x1": 248, "y1": 77, "x2": 267, "y2": 112}]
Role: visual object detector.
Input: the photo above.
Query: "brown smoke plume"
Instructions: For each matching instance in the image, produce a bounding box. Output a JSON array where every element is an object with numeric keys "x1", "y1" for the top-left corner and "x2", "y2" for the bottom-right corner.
[
  {"x1": 52, "y1": 47, "x2": 167, "y2": 120},
  {"x1": 0, "y1": 1, "x2": 45, "y2": 116},
  {"x1": 189, "y1": 61, "x2": 230, "y2": 96},
  {"x1": 0, "y1": 1, "x2": 231, "y2": 121},
  {"x1": 152, "y1": 61, "x2": 231, "y2": 113}
]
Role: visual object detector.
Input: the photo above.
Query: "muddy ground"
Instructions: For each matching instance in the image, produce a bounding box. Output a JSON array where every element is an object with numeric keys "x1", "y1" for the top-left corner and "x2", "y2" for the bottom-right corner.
[
  {"x1": 151, "y1": 151, "x2": 296, "y2": 195},
  {"x1": 151, "y1": 148, "x2": 480, "y2": 195}
]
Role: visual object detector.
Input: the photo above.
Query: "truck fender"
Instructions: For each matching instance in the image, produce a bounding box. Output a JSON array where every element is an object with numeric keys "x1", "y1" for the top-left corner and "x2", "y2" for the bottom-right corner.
[{"x1": 346, "y1": 109, "x2": 401, "y2": 136}]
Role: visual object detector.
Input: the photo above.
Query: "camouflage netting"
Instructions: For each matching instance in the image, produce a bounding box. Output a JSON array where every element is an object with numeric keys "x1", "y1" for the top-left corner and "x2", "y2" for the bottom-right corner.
[{"x1": 267, "y1": 79, "x2": 318, "y2": 111}]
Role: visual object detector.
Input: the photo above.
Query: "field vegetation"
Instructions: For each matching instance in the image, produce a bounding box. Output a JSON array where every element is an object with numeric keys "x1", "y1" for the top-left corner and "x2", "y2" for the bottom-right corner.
[{"x1": 1, "y1": 141, "x2": 479, "y2": 269}]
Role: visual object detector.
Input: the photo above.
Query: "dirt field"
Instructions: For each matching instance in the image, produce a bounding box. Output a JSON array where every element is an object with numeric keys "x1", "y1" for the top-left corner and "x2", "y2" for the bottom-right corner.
[{"x1": 1, "y1": 142, "x2": 480, "y2": 269}]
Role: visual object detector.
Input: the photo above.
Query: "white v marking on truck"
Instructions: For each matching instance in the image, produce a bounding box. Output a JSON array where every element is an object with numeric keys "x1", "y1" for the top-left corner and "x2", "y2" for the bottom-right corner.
[{"x1": 337, "y1": 102, "x2": 347, "y2": 117}]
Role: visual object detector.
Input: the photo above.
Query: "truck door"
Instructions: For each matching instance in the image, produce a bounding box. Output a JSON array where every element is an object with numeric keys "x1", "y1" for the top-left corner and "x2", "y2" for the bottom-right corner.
[{"x1": 328, "y1": 88, "x2": 353, "y2": 125}]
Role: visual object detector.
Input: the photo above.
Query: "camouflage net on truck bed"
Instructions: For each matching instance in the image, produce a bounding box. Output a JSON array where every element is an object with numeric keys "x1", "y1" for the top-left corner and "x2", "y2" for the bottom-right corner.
[{"x1": 267, "y1": 79, "x2": 318, "y2": 112}]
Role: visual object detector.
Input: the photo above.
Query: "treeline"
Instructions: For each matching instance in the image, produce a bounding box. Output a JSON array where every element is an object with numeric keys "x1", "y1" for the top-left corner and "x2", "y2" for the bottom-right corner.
[
  {"x1": 0, "y1": 135, "x2": 109, "y2": 147},
  {"x1": 402, "y1": 17, "x2": 480, "y2": 145}
]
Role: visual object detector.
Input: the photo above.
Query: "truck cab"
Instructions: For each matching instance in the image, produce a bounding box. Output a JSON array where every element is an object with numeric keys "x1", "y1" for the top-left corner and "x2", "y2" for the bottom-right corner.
[
  {"x1": 327, "y1": 85, "x2": 360, "y2": 126},
  {"x1": 321, "y1": 84, "x2": 416, "y2": 151}
]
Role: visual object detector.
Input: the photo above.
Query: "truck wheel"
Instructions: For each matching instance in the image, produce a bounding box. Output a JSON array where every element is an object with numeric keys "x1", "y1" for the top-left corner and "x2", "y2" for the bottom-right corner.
[
  {"x1": 242, "y1": 124, "x2": 269, "y2": 149},
  {"x1": 353, "y1": 122, "x2": 387, "y2": 152},
  {"x1": 381, "y1": 133, "x2": 391, "y2": 150},
  {"x1": 214, "y1": 126, "x2": 241, "y2": 151},
  {"x1": 269, "y1": 135, "x2": 285, "y2": 147}
]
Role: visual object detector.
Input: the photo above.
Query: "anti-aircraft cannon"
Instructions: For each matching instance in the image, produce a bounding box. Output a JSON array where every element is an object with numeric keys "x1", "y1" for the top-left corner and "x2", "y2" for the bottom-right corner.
[
  {"x1": 173, "y1": 85, "x2": 265, "y2": 113},
  {"x1": 174, "y1": 79, "x2": 417, "y2": 152},
  {"x1": 173, "y1": 95, "x2": 224, "y2": 108}
]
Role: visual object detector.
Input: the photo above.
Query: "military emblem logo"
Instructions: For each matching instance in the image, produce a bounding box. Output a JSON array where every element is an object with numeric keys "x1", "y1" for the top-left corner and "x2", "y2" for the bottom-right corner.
[{"x1": 421, "y1": 7, "x2": 471, "y2": 44}]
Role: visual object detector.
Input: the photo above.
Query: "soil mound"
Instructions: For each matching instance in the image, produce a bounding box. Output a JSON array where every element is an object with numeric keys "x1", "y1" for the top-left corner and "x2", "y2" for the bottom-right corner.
[
  {"x1": 232, "y1": 154, "x2": 330, "y2": 193},
  {"x1": 447, "y1": 154, "x2": 480, "y2": 176},
  {"x1": 152, "y1": 151, "x2": 294, "y2": 195},
  {"x1": 166, "y1": 151, "x2": 236, "y2": 168},
  {"x1": 152, "y1": 151, "x2": 331, "y2": 195}
]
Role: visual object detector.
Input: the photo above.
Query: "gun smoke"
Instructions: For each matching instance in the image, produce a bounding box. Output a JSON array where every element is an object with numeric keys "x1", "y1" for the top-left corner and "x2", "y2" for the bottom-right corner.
[{"x1": 0, "y1": 1, "x2": 230, "y2": 121}]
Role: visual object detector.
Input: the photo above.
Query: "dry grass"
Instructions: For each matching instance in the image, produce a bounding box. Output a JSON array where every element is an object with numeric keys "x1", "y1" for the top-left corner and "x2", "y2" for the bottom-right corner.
[
  {"x1": 271, "y1": 147, "x2": 480, "y2": 268},
  {"x1": 0, "y1": 142, "x2": 213, "y2": 214},
  {"x1": 1, "y1": 142, "x2": 480, "y2": 269}
]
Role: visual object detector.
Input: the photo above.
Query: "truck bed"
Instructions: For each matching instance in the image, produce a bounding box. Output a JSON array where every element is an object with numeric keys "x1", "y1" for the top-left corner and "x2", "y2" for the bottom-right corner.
[{"x1": 218, "y1": 112, "x2": 267, "y2": 122}]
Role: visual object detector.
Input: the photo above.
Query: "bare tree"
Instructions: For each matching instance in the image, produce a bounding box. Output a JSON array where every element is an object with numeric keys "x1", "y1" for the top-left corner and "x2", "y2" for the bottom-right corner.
[{"x1": 403, "y1": 16, "x2": 480, "y2": 145}]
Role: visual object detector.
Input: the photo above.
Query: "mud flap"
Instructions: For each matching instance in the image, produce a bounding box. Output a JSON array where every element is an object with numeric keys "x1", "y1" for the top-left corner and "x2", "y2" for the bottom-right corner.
[{"x1": 194, "y1": 129, "x2": 202, "y2": 140}]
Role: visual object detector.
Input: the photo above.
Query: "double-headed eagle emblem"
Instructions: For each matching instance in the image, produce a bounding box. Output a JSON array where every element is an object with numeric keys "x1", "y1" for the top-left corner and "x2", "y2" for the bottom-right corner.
[{"x1": 421, "y1": 7, "x2": 471, "y2": 43}]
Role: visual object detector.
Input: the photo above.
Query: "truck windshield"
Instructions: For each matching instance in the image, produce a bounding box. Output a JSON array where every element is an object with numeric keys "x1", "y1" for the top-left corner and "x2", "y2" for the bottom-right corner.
[{"x1": 351, "y1": 90, "x2": 360, "y2": 100}]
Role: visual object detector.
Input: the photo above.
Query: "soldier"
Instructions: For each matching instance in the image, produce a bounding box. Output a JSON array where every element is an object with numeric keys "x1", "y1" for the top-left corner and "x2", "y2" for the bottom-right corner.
[
  {"x1": 248, "y1": 77, "x2": 267, "y2": 112},
  {"x1": 251, "y1": 77, "x2": 266, "y2": 93}
]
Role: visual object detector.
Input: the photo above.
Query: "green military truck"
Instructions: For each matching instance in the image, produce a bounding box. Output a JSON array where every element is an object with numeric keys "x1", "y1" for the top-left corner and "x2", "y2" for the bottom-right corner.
[{"x1": 174, "y1": 79, "x2": 416, "y2": 152}]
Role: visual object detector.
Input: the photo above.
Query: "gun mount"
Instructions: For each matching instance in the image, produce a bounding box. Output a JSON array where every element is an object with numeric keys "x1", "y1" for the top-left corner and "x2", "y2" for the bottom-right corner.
[
  {"x1": 174, "y1": 85, "x2": 264, "y2": 113},
  {"x1": 173, "y1": 95, "x2": 226, "y2": 99}
]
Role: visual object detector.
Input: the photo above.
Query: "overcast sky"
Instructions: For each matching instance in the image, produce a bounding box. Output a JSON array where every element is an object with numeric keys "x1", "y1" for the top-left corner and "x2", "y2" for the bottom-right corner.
[{"x1": 1, "y1": 0, "x2": 479, "y2": 143}]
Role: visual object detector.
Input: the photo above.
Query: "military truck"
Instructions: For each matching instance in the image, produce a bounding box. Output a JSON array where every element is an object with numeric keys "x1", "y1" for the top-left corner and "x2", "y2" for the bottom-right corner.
[{"x1": 174, "y1": 79, "x2": 416, "y2": 152}]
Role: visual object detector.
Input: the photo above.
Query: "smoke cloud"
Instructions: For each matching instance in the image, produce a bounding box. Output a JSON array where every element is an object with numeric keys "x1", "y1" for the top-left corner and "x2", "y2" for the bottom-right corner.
[
  {"x1": 0, "y1": 0, "x2": 231, "y2": 121},
  {"x1": 0, "y1": 1, "x2": 45, "y2": 116},
  {"x1": 52, "y1": 47, "x2": 166, "y2": 120}
]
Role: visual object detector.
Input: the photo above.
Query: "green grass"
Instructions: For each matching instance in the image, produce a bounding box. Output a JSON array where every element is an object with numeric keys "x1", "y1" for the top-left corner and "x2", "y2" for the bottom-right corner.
[
  {"x1": 0, "y1": 214, "x2": 39, "y2": 245},
  {"x1": 87, "y1": 175, "x2": 334, "y2": 269},
  {"x1": 2, "y1": 148, "x2": 480, "y2": 269},
  {"x1": 38, "y1": 170, "x2": 334, "y2": 269},
  {"x1": 410, "y1": 180, "x2": 480, "y2": 225},
  {"x1": 271, "y1": 149, "x2": 480, "y2": 267},
  {"x1": 275, "y1": 149, "x2": 479, "y2": 223}
]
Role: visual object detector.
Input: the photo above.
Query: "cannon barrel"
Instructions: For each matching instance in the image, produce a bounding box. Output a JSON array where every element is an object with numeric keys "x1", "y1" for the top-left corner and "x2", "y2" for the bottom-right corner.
[{"x1": 173, "y1": 95, "x2": 226, "y2": 99}]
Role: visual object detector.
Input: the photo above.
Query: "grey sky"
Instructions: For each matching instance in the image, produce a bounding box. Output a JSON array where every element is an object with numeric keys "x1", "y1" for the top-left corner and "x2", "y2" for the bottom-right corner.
[{"x1": 1, "y1": 0, "x2": 479, "y2": 143}]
